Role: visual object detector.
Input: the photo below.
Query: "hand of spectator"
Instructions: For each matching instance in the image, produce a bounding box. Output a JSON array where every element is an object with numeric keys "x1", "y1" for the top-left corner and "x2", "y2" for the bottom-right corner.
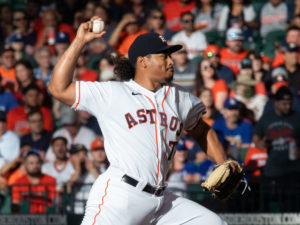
[
  {"x1": 75, "y1": 16, "x2": 106, "y2": 45},
  {"x1": 119, "y1": 14, "x2": 137, "y2": 27},
  {"x1": 84, "y1": 156, "x2": 95, "y2": 172}
]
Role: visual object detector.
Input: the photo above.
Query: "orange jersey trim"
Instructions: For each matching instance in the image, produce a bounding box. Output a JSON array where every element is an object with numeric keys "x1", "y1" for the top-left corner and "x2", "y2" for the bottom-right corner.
[
  {"x1": 162, "y1": 86, "x2": 170, "y2": 142},
  {"x1": 92, "y1": 178, "x2": 110, "y2": 225},
  {"x1": 144, "y1": 95, "x2": 160, "y2": 185},
  {"x1": 73, "y1": 81, "x2": 81, "y2": 110}
]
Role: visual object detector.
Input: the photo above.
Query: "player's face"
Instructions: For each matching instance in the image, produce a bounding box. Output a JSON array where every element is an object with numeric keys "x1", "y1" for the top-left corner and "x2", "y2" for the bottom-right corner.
[
  {"x1": 25, "y1": 155, "x2": 42, "y2": 177},
  {"x1": 147, "y1": 53, "x2": 174, "y2": 84}
]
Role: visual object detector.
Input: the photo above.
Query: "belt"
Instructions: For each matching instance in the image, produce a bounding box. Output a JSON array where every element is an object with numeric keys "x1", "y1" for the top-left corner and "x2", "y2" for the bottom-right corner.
[{"x1": 121, "y1": 174, "x2": 166, "y2": 197}]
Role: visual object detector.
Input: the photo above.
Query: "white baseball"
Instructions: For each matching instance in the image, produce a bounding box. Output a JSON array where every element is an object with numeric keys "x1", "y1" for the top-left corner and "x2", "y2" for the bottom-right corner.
[{"x1": 92, "y1": 20, "x2": 105, "y2": 33}]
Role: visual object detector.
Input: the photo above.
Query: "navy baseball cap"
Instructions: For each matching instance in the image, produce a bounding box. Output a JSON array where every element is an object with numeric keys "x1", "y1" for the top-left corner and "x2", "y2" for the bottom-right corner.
[
  {"x1": 128, "y1": 32, "x2": 182, "y2": 65},
  {"x1": 224, "y1": 98, "x2": 240, "y2": 110},
  {"x1": 55, "y1": 32, "x2": 70, "y2": 44}
]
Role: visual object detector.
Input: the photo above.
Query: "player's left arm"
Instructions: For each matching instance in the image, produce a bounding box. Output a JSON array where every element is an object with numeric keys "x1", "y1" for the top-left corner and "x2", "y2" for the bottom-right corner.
[{"x1": 187, "y1": 119, "x2": 227, "y2": 164}]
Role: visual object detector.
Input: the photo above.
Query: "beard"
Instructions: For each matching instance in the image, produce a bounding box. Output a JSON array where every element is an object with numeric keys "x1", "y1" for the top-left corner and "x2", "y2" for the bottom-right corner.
[{"x1": 27, "y1": 170, "x2": 41, "y2": 177}]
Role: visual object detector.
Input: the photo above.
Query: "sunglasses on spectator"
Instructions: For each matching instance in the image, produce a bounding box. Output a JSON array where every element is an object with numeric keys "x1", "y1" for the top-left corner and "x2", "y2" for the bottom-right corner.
[
  {"x1": 201, "y1": 65, "x2": 214, "y2": 71},
  {"x1": 182, "y1": 19, "x2": 193, "y2": 24},
  {"x1": 152, "y1": 15, "x2": 164, "y2": 20}
]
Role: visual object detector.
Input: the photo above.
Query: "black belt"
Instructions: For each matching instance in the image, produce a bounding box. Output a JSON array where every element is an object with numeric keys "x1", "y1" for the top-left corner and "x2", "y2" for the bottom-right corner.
[{"x1": 121, "y1": 174, "x2": 166, "y2": 197}]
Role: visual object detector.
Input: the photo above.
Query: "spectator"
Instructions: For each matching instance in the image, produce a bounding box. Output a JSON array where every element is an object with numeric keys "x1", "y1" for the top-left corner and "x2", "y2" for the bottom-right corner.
[
  {"x1": 0, "y1": 47, "x2": 16, "y2": 87},
  {"x1": 229, "y1": 73, "x2": 268, "y2": 121},
  {"x1": 0, "y1": 144, "x2": 31, "y2": 186},
  {"x1": 75, "y1": 50, "x2": 98, "y2": 82},
  {"x1": 0, "y1": 111, "x2": 20, "y2": 163},
  {"x1": 166, "y1": 139, "x2": 188, "y2": 197},
  {"x1": 69, "y1": 144, "x2": 100, "y2": 214},
  {"x1": 218, "y1": 0, "x2": 257, "y2": 33},
  {"x1": 108, "y1": 13, "x2": 147, "y2": 56},
  {"x1": 163, "y1": 0, "x2": 196, "y2": 31},
  {"x1": 83, "y1": 1, "x2": 96, "y2": 21},
  {"x1": 212, "y1": 98, "x2": 253, "y2": 161},
  {"x1": 46, "y1": 106, "x2": 96, "y2": 161},
  {"x1": 272, "y1": 27, "x2": 300, "y2": 68},
  {"x1": 9, "y1": 34, "x2": 26, "y2": 62},
  {"x1": 14, "y1": 59, "x2": 47, "y2": 105},
  {"x1": 35, "y1": 9, "x2": 75, "y2": 51},
  {"x1": 98, "y1": 54, "x2": 116, "y2": 82},
  {"x1": 52, "y1": 32, "x2": 70, "y2": 65},
  {"x1": 171, "y1": 12, "x2": 207, "y2": 59},
  {"x1": 220, "y1": 27, "x2": 248, "y2": 76},
  {"x1": 123, "y1": 0, "x2": 156, "y2": 27},
  {"x1": 253, "y1": 87, "x2": 300, "y2": 210},
  {"x1": 11, "y1": 9, "x2": 37, "y2": 49},
  {"x1": 11, "y1": 150, "x2": 56, "y2": 214},
  {"x1": 185, "y1": 149, "x2": 215, "y2": 184},
  {"x1": 0, "y1": 3, "x2": 13, "y2": 41},
  {"x1": 194, "y1": 0, "x2": 223, "y2": 32},
  {"x1": 198, "y1": 88, "x2": 221, "y2": 126},
  {"x1": 0, "y1": 75, "x2": 18, "y2": 114},
  {"x1": 278, "y1": 43, "x2": 300, "y2": 96},
  {"x1": 20, "y1": 110, "x2": 52, "y2": 158},
  {"x1": 77, "y1": 111, "x2": 102, "y2": 136},
  {"x1": 90, "y1": 137, "x2": 109, "y2": 174},
  {"x1": 260, "y1": 0, "x2": 288, "y2": 38},
  {"x1": 194, "y1": 59, "x2": 228, "y2": 110},
  {"x1": 42, "y1": 137, "x2": 76, "y2": 192},
  {"x1": 33, "y1": 46, "x2": 53, "y2": 86},
  {"x1": 147, "y1": 8, "x2": 174, "y2": 41},
  {"x1": 172, "y1": 46, "x2": 197, "y2": 92},
  {"x1": 6, "y1": 84, "x2": 53, "y2": 136},
  {"x1": 94, "y1": 4, "x2": 115, "y2": 42},
  {"x1": 204, "y1": 44, "x2": 235, "y2": 84}
]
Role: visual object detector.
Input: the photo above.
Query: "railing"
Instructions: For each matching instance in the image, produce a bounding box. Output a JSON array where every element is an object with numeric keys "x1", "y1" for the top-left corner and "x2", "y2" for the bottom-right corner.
[{"x1": 1, "y1": 182, "x2": 300, "y2": 215}]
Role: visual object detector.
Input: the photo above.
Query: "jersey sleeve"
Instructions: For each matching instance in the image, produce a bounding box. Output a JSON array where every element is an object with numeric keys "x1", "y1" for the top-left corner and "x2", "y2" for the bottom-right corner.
[
  {"x1": 71, "y1": 81, "x2": 112, "y2": 117},
  {"x1": 184, "y1": 93, "x2": 206, "y2": 131}
]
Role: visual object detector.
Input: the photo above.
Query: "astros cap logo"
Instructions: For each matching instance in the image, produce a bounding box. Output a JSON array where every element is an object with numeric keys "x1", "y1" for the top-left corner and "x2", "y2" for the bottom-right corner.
[{"x1": 158, "y1": 35, "x2": 167, "y2": 43}]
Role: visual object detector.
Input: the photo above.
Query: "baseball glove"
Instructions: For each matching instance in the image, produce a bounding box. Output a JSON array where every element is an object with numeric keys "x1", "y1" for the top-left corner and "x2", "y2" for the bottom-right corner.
[{"x1": 201, "y1": 160, "x2": 246, "y2": 200}]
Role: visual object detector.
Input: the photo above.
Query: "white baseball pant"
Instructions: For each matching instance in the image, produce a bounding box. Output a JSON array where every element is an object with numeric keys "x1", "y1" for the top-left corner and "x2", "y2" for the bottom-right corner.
[{"x1": 81, "y1": 166, "x2": 227, "y2": 225}]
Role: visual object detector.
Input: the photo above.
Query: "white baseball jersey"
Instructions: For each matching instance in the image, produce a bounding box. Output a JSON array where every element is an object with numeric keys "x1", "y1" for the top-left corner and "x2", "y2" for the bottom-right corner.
[
  {"x1": 71, "y1": 79, "x2": 205, "y2": 186},
  {"x1": 42, "y1": 161, "x2": 75, "y2": 190}
]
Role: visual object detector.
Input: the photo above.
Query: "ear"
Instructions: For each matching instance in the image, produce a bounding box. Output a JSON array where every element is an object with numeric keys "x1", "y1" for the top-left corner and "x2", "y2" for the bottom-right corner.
[{"x1": 136, "y1": 56, "x2": 148, "y2": 68}]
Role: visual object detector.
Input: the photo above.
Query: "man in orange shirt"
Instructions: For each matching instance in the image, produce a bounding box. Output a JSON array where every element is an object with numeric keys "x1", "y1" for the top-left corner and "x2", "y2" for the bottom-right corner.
[
  {"x1": 220, "y1": 27, "x2": 248, "y2": 76},
  {"x1": 11, "y1": 150, "x2": 56, "y2": 214},
  {"x1": 6, "y1": 84, "x2": 53, "y2": 136},
  {"x1": 0, "y1": 47, "x2": 16, "y2": 86}
]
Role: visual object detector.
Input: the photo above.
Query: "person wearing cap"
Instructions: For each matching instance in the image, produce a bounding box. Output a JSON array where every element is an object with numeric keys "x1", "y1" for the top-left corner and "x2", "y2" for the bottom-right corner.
[
  {"x1": 212, "y1": 98, "x2": 253, "y2": 161},
  {"x1": 276, "y1": 43, "x2": 300, "y2": 95},
  {"x1": 0, "y1": 75, "x2": 19, "y2": 114},
  {"x1": 229, "y1": 73, "x2": 268, "y2": 121},
  {"x1": 172, "y1": 44, "x2": 198, "y2": 92},
  {"x1": 49, "y1": 16, "x2": 238, "y2": 225},
  {"x1": 0, "y1": 110, "x2": 20, "y2": 163},
  {"x1": 171, "y1": 11, "x2": 207, "y2": 60},
  {"x1": 90, "y1": 137, "x2": 109, "y2": 174},
  {"x1": 253, "y1": 86, "x2": 300, "y2": 211},
  {"x1": 220, "y1": 27, "x2": 249, "y2": 76},
  {"x1": 204, "y1": 44, "x2": 235, "y2": 84},
  {"x1": 53, "y1": 32, "x2": 70, "y2": 65}
]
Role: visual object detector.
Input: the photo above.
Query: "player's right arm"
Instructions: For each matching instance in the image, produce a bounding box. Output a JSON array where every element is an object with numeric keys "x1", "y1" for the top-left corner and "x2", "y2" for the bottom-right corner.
[{"x1": 48, "y1": 17, "x2": 105, "y2": 106}]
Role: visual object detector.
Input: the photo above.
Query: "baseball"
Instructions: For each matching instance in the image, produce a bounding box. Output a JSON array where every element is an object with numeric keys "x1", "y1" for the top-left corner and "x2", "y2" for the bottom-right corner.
[{"x1": 92, "y1": 20, "x2": 105, "y2": 33}]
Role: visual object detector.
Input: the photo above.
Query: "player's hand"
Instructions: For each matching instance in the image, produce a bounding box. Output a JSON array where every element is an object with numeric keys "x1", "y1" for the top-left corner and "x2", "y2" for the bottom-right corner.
[{"x1": 75, "y1": 16, "x2": 106, "y2": 44}]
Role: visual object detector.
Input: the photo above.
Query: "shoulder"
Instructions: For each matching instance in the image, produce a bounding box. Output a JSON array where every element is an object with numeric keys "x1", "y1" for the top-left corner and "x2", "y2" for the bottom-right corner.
[
  {"x1": 4, "y1": 130, "x2": 19, "y2": 140},
  {"x1": 14, "y1": 174, "x2": 28, "y2": 184},
  {"x1": 42, "y1": 174, "x2": 56, "y2": 183},
  {"x1": 240, "y1": 119, "x2": 253, "y2": 128},
  {"x1": 7, "y1": 106, "x2": 22, "y2": 115}
]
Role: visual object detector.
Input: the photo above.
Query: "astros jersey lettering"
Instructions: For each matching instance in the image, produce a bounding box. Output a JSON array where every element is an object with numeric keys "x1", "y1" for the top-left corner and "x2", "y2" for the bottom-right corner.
[{"x1": 72, "y1": 79, "x2": 205, "y2": 186}]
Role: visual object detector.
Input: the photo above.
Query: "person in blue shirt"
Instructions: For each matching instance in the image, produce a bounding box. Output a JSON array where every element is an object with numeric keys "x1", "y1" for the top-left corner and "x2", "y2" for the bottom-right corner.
[
  {"x1": 212, "y1": 98, "x2": 253, "y2": 161},
  {"x1": 0, "y1": 76, "x2": 18, "y2": 114}
]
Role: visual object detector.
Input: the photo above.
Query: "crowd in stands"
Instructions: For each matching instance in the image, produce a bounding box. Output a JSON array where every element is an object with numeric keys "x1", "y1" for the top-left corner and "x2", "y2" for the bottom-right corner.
[{"x1": 0, "y1": 0, "x2": 300, "y2": 214}]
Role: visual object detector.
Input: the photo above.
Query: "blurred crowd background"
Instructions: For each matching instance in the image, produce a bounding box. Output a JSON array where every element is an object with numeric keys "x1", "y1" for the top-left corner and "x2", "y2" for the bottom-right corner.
[{"x1": 0, "y1": 0, "x2": 300, "y2": 215}]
